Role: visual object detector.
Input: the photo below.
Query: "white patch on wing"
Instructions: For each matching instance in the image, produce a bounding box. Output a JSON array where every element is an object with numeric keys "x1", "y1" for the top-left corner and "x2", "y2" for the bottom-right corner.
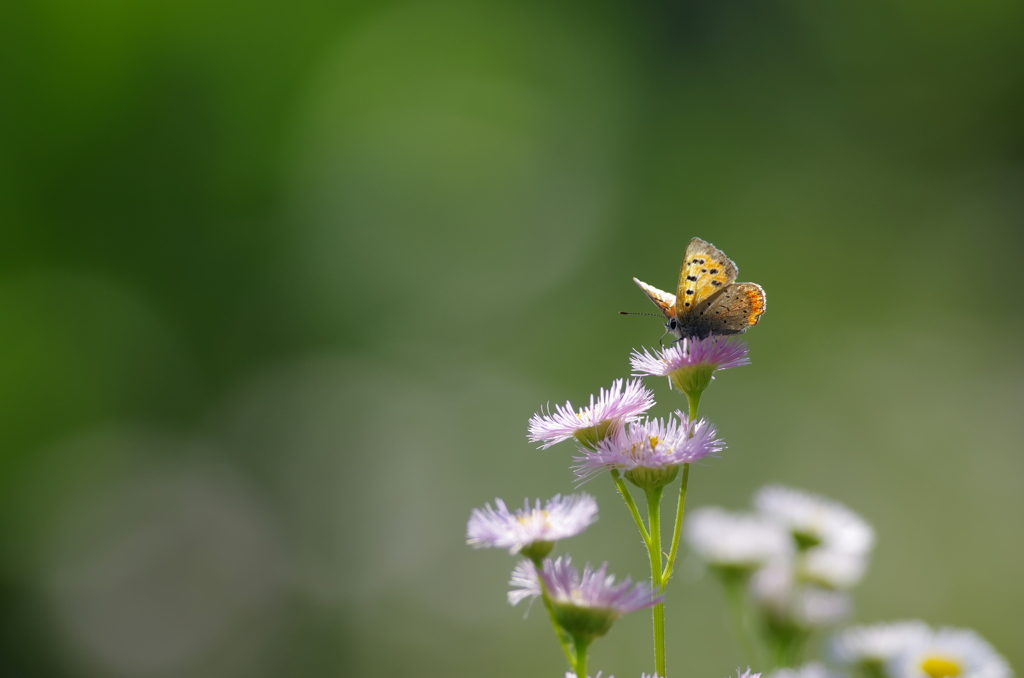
[{"x1": 633, "y1": 278, "x2": 676, "y2": 307}]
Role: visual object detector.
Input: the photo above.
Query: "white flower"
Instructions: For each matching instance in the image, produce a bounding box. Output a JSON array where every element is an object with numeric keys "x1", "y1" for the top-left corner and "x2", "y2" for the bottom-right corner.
[
  {"x1": 751, "y1": 557, "x2": 850, "y2": 628},
  {"x1": 793, "y1": 587, "x2": 850, "y2": 627},
  {"x1": 754, "y1": 485, "x2": 874, "y2": 556},
  {"x1": 830, "y1": 620, "x2": 932, "y2": 665},
  {"x1": 685, "y1": 507, "x2": 791, "y2": 570},
  {"x1": 800, "y1": 548, "x2": 869, "y2": 590},
  {"x1": 888, "y1": 627, "x2": 1011, "y2": 678}
]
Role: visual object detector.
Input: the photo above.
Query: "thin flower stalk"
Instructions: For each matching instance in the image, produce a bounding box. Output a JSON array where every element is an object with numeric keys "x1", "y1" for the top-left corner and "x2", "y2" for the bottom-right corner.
[{"x1": 646, "y1": 485, "x2": 667, "y2": 678}]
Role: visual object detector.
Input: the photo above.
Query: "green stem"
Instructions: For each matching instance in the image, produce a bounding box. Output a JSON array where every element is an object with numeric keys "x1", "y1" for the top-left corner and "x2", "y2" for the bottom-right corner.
[
  {"x1": 662, "y1": 381, "x2": 700, "y2": 588},
  {"x1": 686, "y1": 390, "x2": 700, "y2": 422},
  {"x1": 661, "y1": 463, "x2": 690, "y2": 583},
  {"x1": 532, "y1": 557, "x2": 575, "y2": 668},
  {"x1": 612, "y1": 470, "x2": 651, "y2": 545},
  {"x1": 574, "y1": 637, "x2": 591, "y2": 678},
  {"x1": 764, "y1": 620, "x2": 808, "y2": 670},
  {"x1": 861, "y1": 661, "x2": 890, "y2": 678},
  {"x1": 782, "y1": 628, "x2": 808, "y2": 667},
  {"x1": 770, "y1": 639, "x2": 785, "y2": 671},
  {"x1": 723, "y1": 574, "x2": 761, "y2": 668},
  {"x1": 645, "y1": 486, "x2": 666, "y2": 678}
]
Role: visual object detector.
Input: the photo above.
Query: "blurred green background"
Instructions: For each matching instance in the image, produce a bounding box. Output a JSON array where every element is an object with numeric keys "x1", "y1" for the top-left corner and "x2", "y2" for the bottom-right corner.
[{"x1": 2, "y1": 0, "x2": 1022, "y2": 676}]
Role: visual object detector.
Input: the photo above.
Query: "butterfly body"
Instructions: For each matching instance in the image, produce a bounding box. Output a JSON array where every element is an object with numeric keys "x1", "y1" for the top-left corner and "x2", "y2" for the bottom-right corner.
[{"x1": 634, "y1": 237, "x2": 766, "y2": 340}]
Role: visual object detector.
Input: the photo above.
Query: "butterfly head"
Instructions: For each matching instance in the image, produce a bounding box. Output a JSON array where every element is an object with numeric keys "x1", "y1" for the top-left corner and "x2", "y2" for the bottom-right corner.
[
  {"x1": 665, "y1": 317, "x2": 684, "y2": 341},
  {"x1": 665, "y1": 317, "x2": 716, "y2": 341}
]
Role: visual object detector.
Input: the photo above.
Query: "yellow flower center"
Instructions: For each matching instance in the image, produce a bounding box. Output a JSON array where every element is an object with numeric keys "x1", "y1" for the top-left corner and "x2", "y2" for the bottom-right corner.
[
  {"x1": 519, "y1": 510, "x2": 550, "y2": 528},
  {"x1": 920, "y1": 656, "x2": 962, "y2": 678}
]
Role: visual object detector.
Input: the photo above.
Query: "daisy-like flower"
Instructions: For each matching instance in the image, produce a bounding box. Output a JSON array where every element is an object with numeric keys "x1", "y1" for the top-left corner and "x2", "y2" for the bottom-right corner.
[
  {"x1": 732, "y1": 670, "x2": 761, "y2": 678},
  {"x1": 528, "y1": 379, "x2": 655, "y2": 450},
  {"x1": 467, "y1": 494, "x2": 598, "y2": 560},
  {"x1": 509, "y1": 556, "x2": 662, "y2": 641},
  {"x1": 685, "y1": 507, "x2": 791, "y2": 574},
  {"x1": 799, "y1": 548, "x2": 869, "y2": 590},
  {"x1": 754, "y1": 485, "x2": 875, "y2": 556},
  {"x1": 752, "y1": 557, "x2": 851, "y2": 629},
  {"x1": 829, "y1": 620, "x2": 933, "y2": 669},
  {"x1": 631, "y1": 336, "x2": 750, "y2": 398},
  {"x1": 888, "y1": 627, "x2": 1011, "y2": 678},
  {"x1": 573, "y1": 411, "x2": 725, "y2": 489}
]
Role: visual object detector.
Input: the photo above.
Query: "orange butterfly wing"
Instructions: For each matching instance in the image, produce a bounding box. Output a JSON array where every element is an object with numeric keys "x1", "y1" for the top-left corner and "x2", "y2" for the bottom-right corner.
[
  {"x1": 673, "y1": 238, "x2": 738, "y2": 319},
  {"x1": 691, "y1": 282, "x2": 766, "y2": 332}
]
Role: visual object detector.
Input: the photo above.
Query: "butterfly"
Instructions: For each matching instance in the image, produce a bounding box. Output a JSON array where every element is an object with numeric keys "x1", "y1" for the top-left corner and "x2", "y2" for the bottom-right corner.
[{"x1": 633, "y1": 237, "x2": 766, "y2": 340}]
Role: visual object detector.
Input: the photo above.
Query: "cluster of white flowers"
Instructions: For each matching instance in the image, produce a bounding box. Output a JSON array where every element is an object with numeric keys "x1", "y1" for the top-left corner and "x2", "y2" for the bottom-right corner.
[
  {"x1": 753, "y1": 485, "x2": 874, "y2": 629},
  {"x1": 686, "y1": 484, "x2": 874, "y2": 631},
  {"x1": 686, "y1": 488, "x2": 1011, "y2": 674}
]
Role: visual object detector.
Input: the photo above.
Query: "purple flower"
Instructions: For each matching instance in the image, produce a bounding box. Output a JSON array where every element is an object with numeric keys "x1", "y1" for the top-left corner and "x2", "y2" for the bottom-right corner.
[
  {"x1": 528, "y1": 379, "x2": 655, "y2": 450},
  {"x1": 573, "y1": 412, "x2": 725, "y2": 487},
  {"x1": 631, "y1": 338, "x2": 749, "y2": 398},
  {"x1": 467, "y1": 494, "x2": 598, "y2": 556},
  {"x1": 631, "y1": 337, "x2": 750, "y2": 376},
  {"x1": 509, "y1": 556, "x2": 662, "y2": 618}
]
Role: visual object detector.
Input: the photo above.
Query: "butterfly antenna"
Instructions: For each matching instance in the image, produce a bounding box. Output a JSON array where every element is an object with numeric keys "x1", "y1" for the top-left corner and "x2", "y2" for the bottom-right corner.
[{"x1": 619, "y1": 311, "x2": 672, "y2": 346}]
